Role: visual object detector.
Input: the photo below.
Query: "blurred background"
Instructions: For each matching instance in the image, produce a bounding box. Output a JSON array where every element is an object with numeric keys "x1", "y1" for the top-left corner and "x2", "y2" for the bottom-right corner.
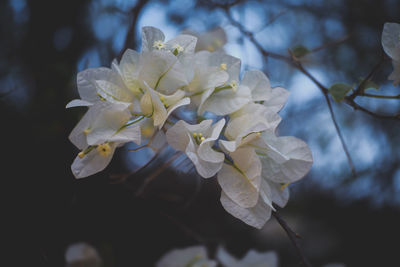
[{"x1": 3, "y1": 0, "x2": 400, "y2": 266}]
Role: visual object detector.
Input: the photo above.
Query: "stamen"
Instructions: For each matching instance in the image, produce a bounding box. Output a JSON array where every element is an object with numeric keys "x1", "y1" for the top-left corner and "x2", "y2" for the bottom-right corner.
[
  {"x1": 78, "y1": 152, "x2": 85, "y2": 158},
  {"x1": 97, "y1": 143, "x2": 112, "y2": 157},
  {"x1": 229, "y1": 80, "x2": 238, "y2": 92},
  {"x1": 172, "y1": 44, "x2": 184, "y2": 54},
  {"x1": 200, "y1": 137, "x2": 205, "y2": 142},
  {"x1": 153, "y1": 40, "x2": 166, "y2": 50},
  {"x1": 220, "y1": 63, "x2": 227, "y2": 70},
  {"x1": 281, "y1": 183, "x2": 290, "y2": 190},
  {"x1": 83, "y1": 129, "x2": 91, "y2": 135}
]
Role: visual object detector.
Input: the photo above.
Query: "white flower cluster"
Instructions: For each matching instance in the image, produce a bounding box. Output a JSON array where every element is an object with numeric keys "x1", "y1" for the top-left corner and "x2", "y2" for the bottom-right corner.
[
  {"x1": 68, "y1": 26, "x2": 313, "y2": 228},
  {"x1": 382, "y1": 22, "x2": 400, "y2": 85},
  {"x1": 156, "y1": 245, "x2": 278, "y2": 267}
]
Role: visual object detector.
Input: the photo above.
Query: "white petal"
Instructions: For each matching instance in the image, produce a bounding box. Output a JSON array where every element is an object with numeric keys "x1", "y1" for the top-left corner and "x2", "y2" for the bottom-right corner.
[
  {"x1": 163, "y1": 97, "x2": 190, "y2": 128},
  {"x1": 69, "y1": 102, "x2": 111, "y2": 149},
  {"x1": 166, "y1": 34, "x2": 197, "y2": 54},
  {"x1": 260, "y1": 135, "x2": 313, "y2": 184},
  {"x1": 382, "y1": 22, "x2": 400, "y2": 61},
  {"x1": 141, "y1": 84, "x2": 167, "y2": 127},
  {"x1": 108, "y1": 124, "x2": 141, "y2": 145},
  {"x1": 166, "y1": 120, "x2": 192, "y2": 151},
  {"x1": 186, "y1": 135, "x2": 222, "y2": 178},
  {"x1": 85, "y1": 103, "x2": 131, "y2": 145},
  {"x1": 220, "y1": 191, "x2": 272, "y2": 229},
  {"x1": 66, "y1": 99, "x2": 93, "y2": 108},
  {"x1": 264, "y1": 86, "x2": 290, "y2": 112},
  {"x1": 217, "y1": 147, "x2": 261, "y2": 208},
  {"x1": 77, "y1": 67, "x2": 128, "y2": 104},
  {"x1": 268, "y1": 181, "x2": 290, "y2": 208},
  {"x1": 119, "y1": 49, "x2": 141, "y2": 92},
  {"x1": 200, "y1": 85, "x2": 251, "y2": 116},
  {"x1": 197, "y1": 119, "x2": 225, "y2": 163},
  {"x1": 210, "y1": 52, "x2": 241, "y2": 82},
  {"x1": 71, "y1": 143, "x2": 117, "y2": 179},
  {"x1": 95, "y1": 80, "x2": 134, "y2": 103},
  {"x1": 241, "y1": 70, "x2": 272, "y2": 101},
  {"x1": 389, "y1": 60, "x2": 400, "y2": 86},
  {"x1": 141, "y1": 26, "x2": 165, "y2": 52},
  {"x1": 140, "y1": 51, "x2": 188, "y2": 95}
]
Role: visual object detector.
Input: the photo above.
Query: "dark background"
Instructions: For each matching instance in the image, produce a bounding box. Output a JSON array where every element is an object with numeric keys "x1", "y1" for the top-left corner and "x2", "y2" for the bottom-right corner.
[{"x1": 2, "y1": 0, "x2": 400, "y2": 266}]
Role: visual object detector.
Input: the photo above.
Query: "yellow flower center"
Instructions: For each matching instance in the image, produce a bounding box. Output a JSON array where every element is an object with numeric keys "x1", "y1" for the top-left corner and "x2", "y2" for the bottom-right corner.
[
  {"x1": 220, "y1": 63, "x2": 227, "y2": 70},
  {"x1": 153, "y1": 40, "x2": 166, "y2": 50},
  {"x1": 97, "y1": 143, "x2": 112, "y2": 157}
]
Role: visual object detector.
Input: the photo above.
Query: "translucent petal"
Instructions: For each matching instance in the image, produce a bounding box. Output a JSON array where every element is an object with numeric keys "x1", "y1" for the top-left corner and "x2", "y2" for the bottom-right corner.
[
  {"x1": 382, "y1": 22, "x2": 400, "y2": 61},
  {"x1": 217, "y1": 147, "x2": 261, "y2": 208},
  {"x1": 220, "y1": 191, "x2": 272, "y2": 229},
  {"x1": 241, "y1": 70, "x2": 272, "y2": 101},
  {"x1": 141, "y1": 26, "x2": 165, "y2": 52},
  {"x1": 71, "y1": 143, "x2": 117, "y2": 179}
]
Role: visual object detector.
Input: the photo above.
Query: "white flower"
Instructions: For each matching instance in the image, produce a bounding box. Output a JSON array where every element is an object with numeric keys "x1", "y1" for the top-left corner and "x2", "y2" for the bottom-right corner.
[
  {"x1": 142, "y1": 26, "x2": 197, "y2": 55},
  {"x1": 65, "y1": 242, "x2": 102, "y2": 267},
  {"x1": 140, "y1": 82, "x2": 190, "y2": 128},
  {"x1": 382, "y1": 22, "x2": 400, "y2": 85},
  {"x1": 216, "y1": 247, "x2": 278, "y2": 267},
  {"x1": 166, "y1": 119, "x2": 225, "y2": 178},
  {"x1": 69, "y1": 102, "x2": 141, "y2": 178},
  {"x1": 156, "y1": 246, "x2": 217, "y2": 267}
]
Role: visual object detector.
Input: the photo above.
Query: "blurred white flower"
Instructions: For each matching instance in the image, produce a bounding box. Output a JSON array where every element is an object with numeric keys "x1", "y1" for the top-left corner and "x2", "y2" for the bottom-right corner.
[
  {"x1": 65, "y1": 242, "x2": 101, "y2": 267},
  {"x1": 382, "y1": 22, "x2": 400, "y2": 85},
  {"x1": 156, "y1": 246, "x2": 217, "y2": 267},
  {"x1": 216, "y1": 247, "x2": 278, "y2": 267}
]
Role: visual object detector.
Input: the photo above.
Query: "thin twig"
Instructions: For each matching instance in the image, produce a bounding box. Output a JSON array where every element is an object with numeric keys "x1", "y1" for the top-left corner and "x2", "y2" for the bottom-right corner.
[
  {"x1": 348, "y1": 51, "x2": 385, "y2": 100},
  {"x1": 273, "y1": 211, "x2": 312, "y2": 267},
  {"x1": 224, "y1": 9, "x2": 400, "y2": 120},
  {"x1": 117, "y1": 0, "x2": 150, "y2": 61}
]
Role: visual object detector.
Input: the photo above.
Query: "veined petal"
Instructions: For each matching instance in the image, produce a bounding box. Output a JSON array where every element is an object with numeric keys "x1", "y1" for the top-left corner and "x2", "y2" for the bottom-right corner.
[
  {"x1": 200, "y1": 85, "x2": 251, "y2": 116},
  {"x1": 241, "y1": 69, "x2": 271, "y2": 101},
  {"x1": 119, "y1": 49, "x2": 141, "y2": 92},
  {"x1": 71, "y1": 143, "x2": 117, "y2": 179},
  {"x1": 69, "y1": 102, "x2": 112, "y2": 150},
  {"x1": 220, "y1": 191, "x2": 272, "y2": 229},
  {"x1": 166, "y1": 120, "x2": 192, "y2": 151},
  {"x1": 95, "y1": 80, "x2": 134, "y2": 104},
  {"x1": 163, "y1": 97, "x2": 190, "y2": 128},
  {"x1": 264, "y1": 86, "x2": 290, "y2": 113},
  {"x1": 217, "y1": 147, "x2": 261, "y2": 208},
  {"x1": 139, "y1": 51, "x2": 188, "y2": 95},
  {"x1": 382, "y1": 22, "x2": 400, "y2": 61},
  {"x1": 85, "y1": 103, "x2": 131, "y2": 145},
  {"x1": 108, "y1": 124, "x2": 141, "y2": 145},
  {"x1": 186, "y1": 135, "x2": 223, "y2": 178},
  {"x1": 166, "y1": 34, "x2": 197, "y2": 54},
  {"x1": 259, "y1": 134, "x2": 313, "y2": 184},
  {"x1": 141, "y1": 26, "x2": 165, "y2": 52},
  {"x1": 198, "y1": 119, "x2": 225, "y2": 163}
]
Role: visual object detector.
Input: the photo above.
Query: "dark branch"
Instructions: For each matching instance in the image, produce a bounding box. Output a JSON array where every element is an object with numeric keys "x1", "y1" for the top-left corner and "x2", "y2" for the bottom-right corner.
[{"x1": 272, "y1": 211, "x2": 312, "y2": 267}]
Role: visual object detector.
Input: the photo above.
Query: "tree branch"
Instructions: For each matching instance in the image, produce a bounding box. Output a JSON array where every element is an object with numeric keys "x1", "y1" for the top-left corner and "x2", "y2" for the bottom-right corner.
[{"x1": 272, "y1": 211, "x2": 312, "y2": 267}]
